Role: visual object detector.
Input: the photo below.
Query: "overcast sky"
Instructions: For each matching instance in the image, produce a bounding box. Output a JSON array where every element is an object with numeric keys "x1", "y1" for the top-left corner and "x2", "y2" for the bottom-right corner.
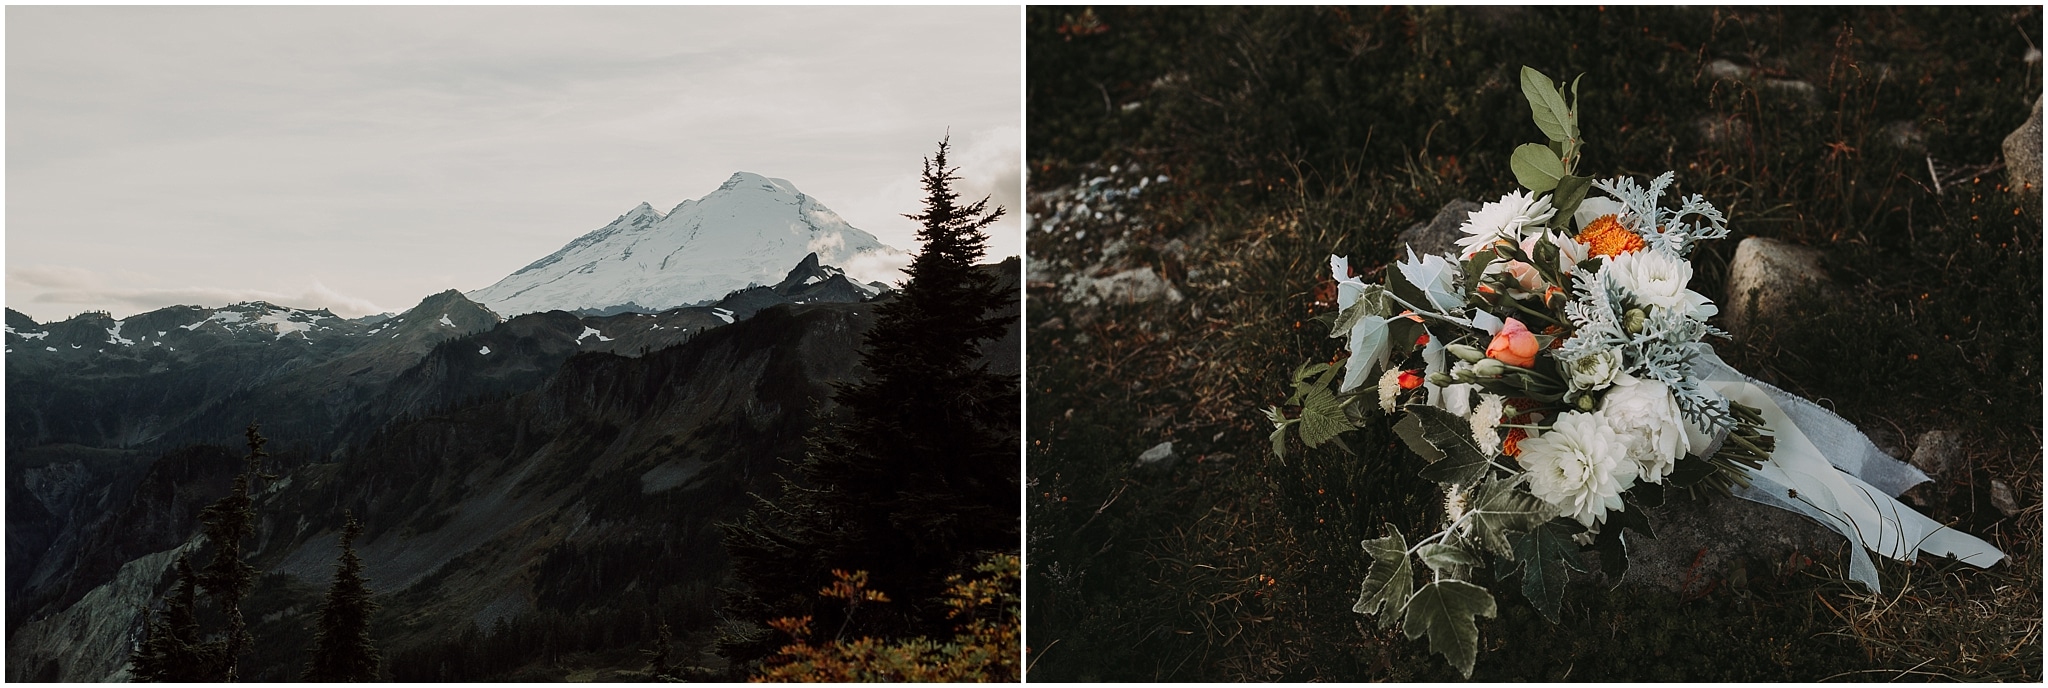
[{"x1": 7, "y1": 6, "x2": 1021, "y2": 322}]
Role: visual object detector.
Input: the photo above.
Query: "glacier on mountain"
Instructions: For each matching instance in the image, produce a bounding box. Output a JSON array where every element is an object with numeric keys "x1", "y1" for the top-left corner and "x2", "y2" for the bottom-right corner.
[{"x1": 467, "y1": 171, "x2": 908, "y2": 317}]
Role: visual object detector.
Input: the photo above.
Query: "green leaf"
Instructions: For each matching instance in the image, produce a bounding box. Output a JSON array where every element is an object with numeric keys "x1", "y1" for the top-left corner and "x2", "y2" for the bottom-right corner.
[
  {"x1": 1510, "y1": 520, "x2": 1587, "y2": 625},
  {"x1": 1295, "y1": 385, "x2": 1351, "y2": 448},
  {"x1": 1392, "y1": 414, "x2": 1445, "y2": 464},
  {"x1": 1464, "y1": 479, "x2": 1554, "y2": 557},
  {"x1": 1510, "y1": 143, "x2": 1566, "y2": 193},
  {"x1": 1416, "y1": 543, "x2": 1483, "y2": 575},
  {"x1": 1411, "y1": 406, "x2": 1492, "y2": 485},
  {"x1": 1353, "y1": 525, "x2": 1414, "y2": 629},
  {"x1": 1588, "y1": 505, "x2": 1655, "y2": 582},
  {"x1": 1402, "y1": 579, "x2": 1498, "y2": 679},
  {"x1": 1549, "y1": 174, "x2": 1592, "y2": 228},
  {"x1": 1629, "y1": 480, "x2": 1666, "y2": 508},
  {"x1": 1328, "y1": 286, "x2": 1388, "y2": 341},
  {"x1": 1269, "y1": 421, "x2": 1291, "y2": 461},
  {"x1": 1520, "y1": 66, "x2": 1576, "y2": 143}
]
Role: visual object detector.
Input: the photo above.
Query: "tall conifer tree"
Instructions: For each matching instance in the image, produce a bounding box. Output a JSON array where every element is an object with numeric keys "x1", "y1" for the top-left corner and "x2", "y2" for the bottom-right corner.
[
  {"x1": 129, "y1": 555, "x2": 217, "y2": 682},
  {"x1": 722, "y1": 137, "x2": 1018, "y2": 665},
  {"x1": 196, "y1": 423, "x2": 268, "y2": 681},
  {"x1": 304, "y1": 510, "x2": 381, "y2": 681}
]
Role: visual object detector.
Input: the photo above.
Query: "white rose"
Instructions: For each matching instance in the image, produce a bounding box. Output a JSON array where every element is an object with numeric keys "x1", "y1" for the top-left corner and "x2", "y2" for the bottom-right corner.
[
  {"x1": 1519, "y1": 411, "x2": 1638, "y2": 529},
  {"x1": 1604, "y1": 250, "x2": 1718, "y2": 321},
  {"x1": 1565, "y1": 347, "x2": 1623, "y2": 392},
  {"x1": 1596, "y1": 375, "x2": 1688, "y2": 484}
]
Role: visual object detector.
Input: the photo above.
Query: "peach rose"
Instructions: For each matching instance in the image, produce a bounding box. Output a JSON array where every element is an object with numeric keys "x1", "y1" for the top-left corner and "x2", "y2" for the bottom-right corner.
[{"x1": 1485, "y1": 317, "x2": 1540, "y2": 368}]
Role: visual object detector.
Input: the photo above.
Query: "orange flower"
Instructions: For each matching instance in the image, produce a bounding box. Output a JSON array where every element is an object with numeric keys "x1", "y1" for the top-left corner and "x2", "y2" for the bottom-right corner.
[
  {"x1": 1576, "y1": 214, "x2": 1646, "y2": 257},
  {"x1": 1485, "y1": 317, "x2": 1540, "y2": 368},
  {"x1": 1502, "y1": 427, "x2": 1529, "y2": 457},
  {"x1": 1397, "y1": 370, "x2": 1425, "y2": 390}
]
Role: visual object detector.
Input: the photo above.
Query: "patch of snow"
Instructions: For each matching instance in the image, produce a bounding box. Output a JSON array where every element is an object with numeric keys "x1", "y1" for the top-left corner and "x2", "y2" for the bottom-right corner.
[
  {"x1": 711, "y1": 308, "x2": 735, "y2": 324},
  {"x1": 439, "y1": 314, "x2": 454, "y2": 327},
  {"x1": 577, "y1": 326, "x2": 613, "y2": 343},
  {"x1": 7, "y1": 326, "x2": 50, "y2": 340},
  {"x1": 153, "y1": 341, "x2": 162, "y2": 346},
  {"x1": 479, "y1": 346, "x2": 492, "y2": 355},
  {"x1": 253, "y1": 311, "x2": 315, "y2": 340},
  {"x1": 70, "y1": 344, "x2": 80, "y2": 349},
  {"x1": 157, "y1": 331, "x2": 166, "y2": 337},
  {"x1": 106, "y1": 321, "x2": 136, "y2": 346},
  {"x1": 46, "y1": 346, "x2": 57, "y2": 352},
  {"x1": 802, "y1": 275, "x2": 825, "y2": 286}
]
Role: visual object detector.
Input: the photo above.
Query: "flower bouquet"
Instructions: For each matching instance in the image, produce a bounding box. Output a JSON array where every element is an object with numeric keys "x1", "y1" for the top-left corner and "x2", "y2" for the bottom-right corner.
[{"x1": 1265, "y1": 67, "x2": 2006, "y2": 677}]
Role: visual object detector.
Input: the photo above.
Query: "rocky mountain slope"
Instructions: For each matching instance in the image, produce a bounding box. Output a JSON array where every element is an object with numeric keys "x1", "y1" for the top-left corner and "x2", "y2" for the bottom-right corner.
[{"x1": 6, "y1": 253, "x2": 1012, "y2": 681}]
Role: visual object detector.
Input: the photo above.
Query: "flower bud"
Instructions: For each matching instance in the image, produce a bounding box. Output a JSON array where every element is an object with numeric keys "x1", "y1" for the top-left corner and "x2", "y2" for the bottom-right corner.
[
  {"x1": 1576, "y1": 393, "x2": 1596, "y2": 411},
  {"x1": 1471, "y1": 358, "x2": 1508, "y2": 377},
  {"x1": 1428, "y1": 372, "x2": 1455, "y2": 387},
  {"x1": 1445, "y1": 343, "x2": 1485, "y2": 363},
  {"x1": 1624, "y1": 308, "x2": 1647, "y2": 334}
]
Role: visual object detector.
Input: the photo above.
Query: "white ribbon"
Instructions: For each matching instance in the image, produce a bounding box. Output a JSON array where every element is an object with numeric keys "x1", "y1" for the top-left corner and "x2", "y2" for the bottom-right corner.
[{"x1": 1688, "y1": 355, "x2": 2005, "y2": 592}]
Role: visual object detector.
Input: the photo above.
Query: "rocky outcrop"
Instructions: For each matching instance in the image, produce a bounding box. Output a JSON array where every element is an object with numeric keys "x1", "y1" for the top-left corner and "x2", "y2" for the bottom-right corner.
[
  {"x1": 8, "y1": 541, "x2": 198, "y2": 682},
  {"x1": 2003, "y1": 95, "x2": 2041, "y2": 194},
  {"x1": 1723, "y1": 237, "x2": 1830, "y2": 341}
]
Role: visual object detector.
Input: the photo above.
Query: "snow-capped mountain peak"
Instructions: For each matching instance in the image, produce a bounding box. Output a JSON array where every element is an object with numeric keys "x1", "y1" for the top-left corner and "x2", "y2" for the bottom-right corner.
[{"x1": 469, "y1": 172, "x2": 907, "y2": 317}]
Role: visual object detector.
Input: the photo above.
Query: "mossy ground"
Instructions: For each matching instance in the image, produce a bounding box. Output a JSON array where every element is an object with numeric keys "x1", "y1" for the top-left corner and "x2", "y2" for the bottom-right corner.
[{"x1": 1026, "y1": 7, "x2": 2040, "y2": 681}]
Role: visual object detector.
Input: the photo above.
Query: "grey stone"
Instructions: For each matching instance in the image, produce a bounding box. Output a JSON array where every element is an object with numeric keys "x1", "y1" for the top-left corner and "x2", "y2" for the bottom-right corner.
[
  {"x1": 1060, "y1": 267, "x2": 1184, "y2": 308},
  {"x1": 1883, "y1": 120, "x2": 1926, "y2": 153},
  {"x1": 2003, "y1": 95, "x2": 2041, "y2": 194},
  {"x1": 1763, "y1": 78, "x2": 1819, "y2": 107},
  {"x1": 1397, "y1": 199, "x2": 1482, "y2": 260},
  {"x1": 1706, "y1": 59, "x2": 1751, "y2": 81},
  {"x1": 1694, "y1": 114, "x2": 1752, "y2": 145},
  {"x1": 1135, "y1": 441, "x2": 1177, "y2": 469},
  {"x1": 1724, "y1": 237, "x2": 1829, "y2": 341},
  {"x1": 1622, "y1": 493, "x2": 1843, "y2": 594},
  {"x1": 1910, "y1": 430, "x2": 1963, "y2": 479},
  {"x1": 1990, "y1": 480, "x2": 2021, "y2": 516}
]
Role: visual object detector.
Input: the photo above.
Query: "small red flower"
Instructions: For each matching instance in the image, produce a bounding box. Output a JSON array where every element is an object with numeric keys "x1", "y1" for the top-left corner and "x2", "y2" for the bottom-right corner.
[{"x1": 1397, "y1": 370, "x2": 1425, "y2": 390}]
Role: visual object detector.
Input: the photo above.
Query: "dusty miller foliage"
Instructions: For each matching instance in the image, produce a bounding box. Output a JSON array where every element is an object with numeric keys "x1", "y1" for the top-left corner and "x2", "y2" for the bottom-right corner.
[{"x1": 1594, "y1": 172, "x2": 1729, "y2": 258}]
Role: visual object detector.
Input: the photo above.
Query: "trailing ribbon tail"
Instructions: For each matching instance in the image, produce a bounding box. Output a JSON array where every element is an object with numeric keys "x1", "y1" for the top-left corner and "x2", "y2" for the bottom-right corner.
[{"x1": 1691, "y1": 355, "x2": 2005, "y2": 593}]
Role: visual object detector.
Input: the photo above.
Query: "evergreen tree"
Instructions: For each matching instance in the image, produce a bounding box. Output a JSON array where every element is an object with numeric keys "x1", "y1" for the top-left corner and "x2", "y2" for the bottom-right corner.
[
  {"x1": 722, "y1": 137, "x2": 1019, "y2": 666},
  {"x1": 196, "y1": 423, "x2": 268, "y2": 682},
  {"x1": 304, "y1": 510, "x2": 381, "y2": 681},
  {"x1": 129, "y1": 555, "x2": 219, "y2": 682}
]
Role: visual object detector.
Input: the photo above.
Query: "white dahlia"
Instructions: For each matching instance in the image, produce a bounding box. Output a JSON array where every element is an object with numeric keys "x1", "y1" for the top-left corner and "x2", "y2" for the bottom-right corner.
[
  {"x1": 1455, "y1": 190, "x2": 1557, "y2": 258},
  {"x1": 1597, "y1": 375, "x2": 1688, "y2": 484},
  {"x1": 1518, "y1": 411, "x2": 1639, "y2": 529},
  {"x1": 1604, "y1": 250, "x2": 1718, "y2": 321}
]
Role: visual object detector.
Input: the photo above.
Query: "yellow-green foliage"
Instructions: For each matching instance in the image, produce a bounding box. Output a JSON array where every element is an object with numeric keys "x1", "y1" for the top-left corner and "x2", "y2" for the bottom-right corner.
[{"x1": 754, "y1": 554, "x2": 1019, "y2": 682}]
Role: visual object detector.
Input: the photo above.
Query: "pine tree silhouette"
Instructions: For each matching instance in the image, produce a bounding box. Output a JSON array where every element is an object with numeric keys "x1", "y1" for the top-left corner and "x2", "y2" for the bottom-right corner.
[
  {"x1": 129, "y1": 555, "x2": 218, "y2": 682},
  {"x1": 304, "y1": 510, "x2": 381, "y2": 681},
  {"x1": 721, "y1": 136, "x2": 1019, "y2": 667},
  {"x1": 195, "y1": 423, "x2": 268, "y2": 681},
  {"x1": 130, "y1": 424, "x2": 270, "y2": 682}
]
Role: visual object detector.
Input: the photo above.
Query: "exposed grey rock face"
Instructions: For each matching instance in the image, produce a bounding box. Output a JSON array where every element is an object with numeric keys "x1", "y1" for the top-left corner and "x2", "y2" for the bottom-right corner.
[
  {"x1": 1910, "y1": 429, "x2": 1963, "y2": 479},
  {"x1": 1397, "y1": 200, "x2": 1481, "y2": 260},
  {"x1": 1062, "y1": 267, "x2": 1185, "y2": 308},
  {"x1": 2003, "y1": 95, "x2": 2041, "y2": 194},
  {"x1": 1620, "y1": 493, "x2": 1843, "y2": 595},
  {"x1": 1724, "y1": 237, "x2": 1829, "y2": 341},
  {"x1": 8, "y1": 542, "x2": 198, "y2": 683}
]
